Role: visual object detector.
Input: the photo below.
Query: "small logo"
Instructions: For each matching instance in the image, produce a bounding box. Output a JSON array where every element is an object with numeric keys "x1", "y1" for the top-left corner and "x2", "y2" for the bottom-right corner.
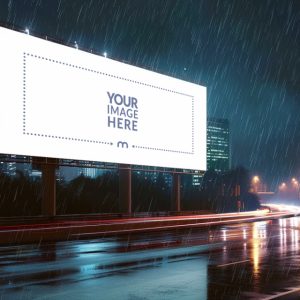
[{"x1": 117, "y1": 141, "x2": 129, "y2": 148}]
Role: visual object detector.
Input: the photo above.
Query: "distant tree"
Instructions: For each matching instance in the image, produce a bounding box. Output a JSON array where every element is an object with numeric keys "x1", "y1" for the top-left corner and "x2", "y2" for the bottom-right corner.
[
  {"x1": 181, "y1": 166, "x2": 261, "y2": 213},
  {"x1": 0, "y1": 171, "x2": 41, "y2": 217},
  {"x1": 243, "y1": 192, "x2": 260, "y2": 211},
  {"x1": 57, "y1": 172, "x2": 119, "y2": 214},
  {"x1": 132, "y1": 171, "x2": 171, "y2": 212}
]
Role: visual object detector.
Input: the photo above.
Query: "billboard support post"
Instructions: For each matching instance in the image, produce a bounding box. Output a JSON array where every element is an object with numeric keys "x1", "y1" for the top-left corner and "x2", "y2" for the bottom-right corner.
[
  {"x1": 41, "y1": 158, "x2": 58, "y2": 217},
  {"x1": 172, "y1": 173, "x2": 181, "y2": 212},
  {"x1": 119, "y1": 164, "x2": 132, "y2": 214}
]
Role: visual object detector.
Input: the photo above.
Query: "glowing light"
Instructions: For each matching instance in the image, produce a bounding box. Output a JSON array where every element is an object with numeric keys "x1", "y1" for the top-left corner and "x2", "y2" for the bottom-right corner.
[
  {"x1": 103, "y1": 51, "x2": 107, "y2": 58},
  {"x1": 251, "y1": 175, "x2": 261, "y2": 193},
  {"x1": 292, "y1": 178, "x2": 299, "y2": 187},
  {"x1": 265, "y1": 203, "x2": 300, "y2": 212},
  {"x1": 279, "y1": 182, "x2": 287, "y2": 191},
  {"x1": 252, "y1": 224, "x2": 260, "y2": 276},
  {"x1": 222, "y1": 229, "x2": 227, "y2": 241},
  {"x1": 290, "y1": 217, "x2": 299, "y2": 227},
  {"x1": 25, "y1": 28, "x2": 30, "y2": 35},
  {"x1": 293, "y1": 229, "x2": 299, "y2": 251}
]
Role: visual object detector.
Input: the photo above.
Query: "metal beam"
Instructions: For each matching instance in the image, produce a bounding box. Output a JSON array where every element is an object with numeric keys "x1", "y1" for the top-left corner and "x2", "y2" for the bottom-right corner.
[{"x1": 39, "y1": 157, "x2": 58, "y2": 217}]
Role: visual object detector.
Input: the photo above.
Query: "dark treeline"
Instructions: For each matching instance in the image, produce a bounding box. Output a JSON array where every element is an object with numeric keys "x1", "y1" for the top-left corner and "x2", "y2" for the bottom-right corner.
[
  {"x1": 57, "y1": 172, "x2": 119, "y2": 214},
  {"x1": 0, "y1": 167, "x2": 260, "y2": 217},
  {"x1": 0, "y1": 171, "x2": 42, "y2": 216},
  {"x1": 182, "y1": 167, "x2": 260, "y2": 212}
]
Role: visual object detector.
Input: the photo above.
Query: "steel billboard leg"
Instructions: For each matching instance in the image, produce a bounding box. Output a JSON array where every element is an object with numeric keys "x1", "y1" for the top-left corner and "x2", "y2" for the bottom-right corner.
[
  {"x1": 119, "y1": 164, "x2": 132, "y2": 214},
  {"x1": 41, "y1": 158, "x2": 57, "y2": 217}
]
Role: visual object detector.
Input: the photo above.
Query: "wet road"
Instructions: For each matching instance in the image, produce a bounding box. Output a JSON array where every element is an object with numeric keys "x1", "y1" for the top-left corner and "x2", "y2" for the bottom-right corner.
[{"x1": 1, "y1": 217, "x2": 300, "y2": 299}]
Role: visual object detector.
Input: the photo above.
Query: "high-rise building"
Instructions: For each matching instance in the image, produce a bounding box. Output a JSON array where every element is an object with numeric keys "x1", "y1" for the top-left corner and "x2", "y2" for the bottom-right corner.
[
  {"x1": 192, "y1": 118, "x2": 230, "y2": 186},
  {"x1": 79, "y1": 167, "x2": 103, "y2": 179},
  {"x1": 0, "y1": 155, "x2": 42, "y2": 178},
  {"x1": 16, "y1": 156, "x2": 32, "y2": 176},
  {"x1": 191, "y1": 170, "x2": 203, "y2": 186},
  {"x1": 207, "y1": 118, "x2": 230, "y2": 172},
  {"x1": 133, "y1": 165, "x2": 172, "y2": 188},
  {"x1": 0, "y1": 155, "x2": 16, "y2": 176}
]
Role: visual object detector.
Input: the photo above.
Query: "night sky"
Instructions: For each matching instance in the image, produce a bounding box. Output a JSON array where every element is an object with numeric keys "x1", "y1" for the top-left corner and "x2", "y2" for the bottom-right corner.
[{"x1": 0, "y1": 0, "x2": 299, "y2": 188}]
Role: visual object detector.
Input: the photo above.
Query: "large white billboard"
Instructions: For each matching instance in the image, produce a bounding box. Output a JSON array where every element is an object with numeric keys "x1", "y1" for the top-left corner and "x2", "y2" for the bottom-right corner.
[{"x1": 0, "y1": 26, "x2": 206, "y2": 170}]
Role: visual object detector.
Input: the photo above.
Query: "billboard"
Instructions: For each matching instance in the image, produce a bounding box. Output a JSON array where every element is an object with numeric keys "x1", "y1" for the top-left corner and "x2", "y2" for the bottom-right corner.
[{"x1": 0, "y1": 26, "x2": 206, "y2": 170}]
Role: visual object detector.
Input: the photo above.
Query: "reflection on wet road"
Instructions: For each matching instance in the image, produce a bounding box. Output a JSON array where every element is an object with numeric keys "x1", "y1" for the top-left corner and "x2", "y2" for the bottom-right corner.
[{"x1": 1, "y1": 217, "x2": 300, "y2": 299}]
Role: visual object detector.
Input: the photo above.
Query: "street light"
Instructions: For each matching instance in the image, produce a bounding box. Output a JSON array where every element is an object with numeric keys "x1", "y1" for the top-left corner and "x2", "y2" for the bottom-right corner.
[
  {"x1": 252, "y1": 176, "x2": 260, "y2": 193},
  {"x1": 291, "y1": 178, "x2": 300, "y2": 200},
  {"x1": 252, "y1": 176, "x2": 260, "y2": 183},
  {"x1": 279, "y1": 182, "x2": 287, "y2": 192}
]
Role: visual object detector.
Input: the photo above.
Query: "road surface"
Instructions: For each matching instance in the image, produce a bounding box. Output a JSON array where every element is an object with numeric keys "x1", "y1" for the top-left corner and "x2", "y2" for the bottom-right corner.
[{"x1": 1, "y1": 216, "x2": 300, "y2": 299}]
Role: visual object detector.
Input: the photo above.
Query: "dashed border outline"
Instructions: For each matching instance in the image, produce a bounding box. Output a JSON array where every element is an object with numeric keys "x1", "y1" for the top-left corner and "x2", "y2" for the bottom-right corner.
[
  {"x1": 132, "y1": 145, "x2": 193, "y2": 155},
  {"x1": 23, "y1": 53, "x2": 111, "y2": 146},
  {"x1": 23, "y1": 52, "x2": 194, "y2": 154}
]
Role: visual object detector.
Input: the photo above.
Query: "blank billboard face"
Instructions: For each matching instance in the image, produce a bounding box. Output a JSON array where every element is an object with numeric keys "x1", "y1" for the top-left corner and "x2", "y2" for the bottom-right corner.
[{"x1": 0, "y1": 27, "x2": 206, "y2": 170}]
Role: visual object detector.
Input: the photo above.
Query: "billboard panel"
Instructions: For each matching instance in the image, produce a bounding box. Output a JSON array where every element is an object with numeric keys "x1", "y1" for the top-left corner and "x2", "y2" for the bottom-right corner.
[{"x1": 0, "y1": 27, "x2": 206, "y2": 170}]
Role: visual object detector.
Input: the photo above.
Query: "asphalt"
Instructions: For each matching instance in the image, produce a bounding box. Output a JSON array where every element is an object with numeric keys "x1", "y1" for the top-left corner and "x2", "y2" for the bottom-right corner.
[{"x1": 1, "y1": 216, "x2": 300, "y2": 299}]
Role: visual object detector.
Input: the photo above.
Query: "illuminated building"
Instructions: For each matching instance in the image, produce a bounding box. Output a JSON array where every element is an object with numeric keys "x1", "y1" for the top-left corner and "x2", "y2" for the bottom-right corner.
[
  {"x1": 207, "y1": 118, "x2": 230, "y2": 172},
  {"x1": 192, "y1": 118, "x2": 230, "y2": 186},
  {"x1": 0, "y1": 155, "x2": 16, "y2": 176},
  {"x1": 134, "y1": 165, "x2": 172, "y2": 187},
  {"x1": 79, "y1": 168, "x2": 103, "y2": 178}
]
